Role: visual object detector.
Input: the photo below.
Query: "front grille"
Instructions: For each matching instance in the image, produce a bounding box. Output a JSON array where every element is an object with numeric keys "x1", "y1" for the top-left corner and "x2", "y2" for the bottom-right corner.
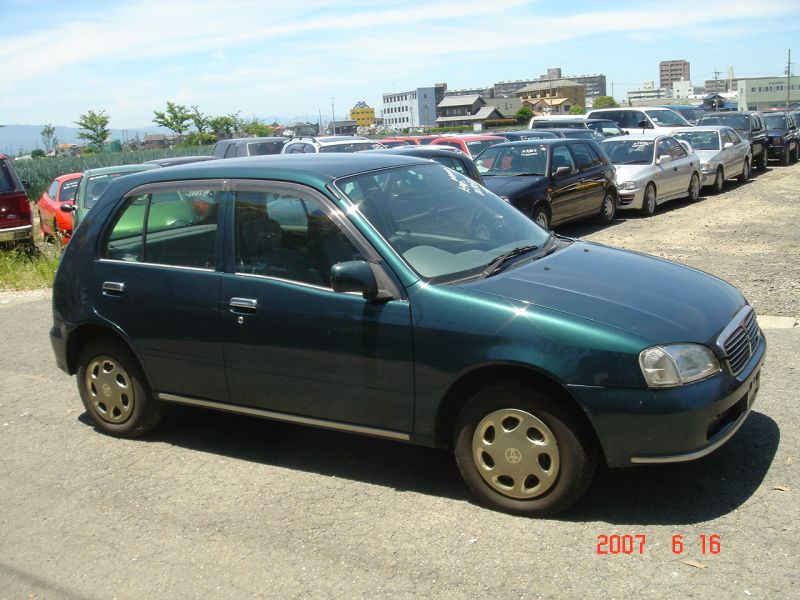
[{"x1": 722, "y1": 309, "x2": 760, "y2": 375}]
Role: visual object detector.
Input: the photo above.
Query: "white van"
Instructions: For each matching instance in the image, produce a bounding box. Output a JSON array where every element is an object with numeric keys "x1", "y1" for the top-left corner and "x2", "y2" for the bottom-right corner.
[{"x1": 585, "y1": 107, "x2": 691, "y2": 134}]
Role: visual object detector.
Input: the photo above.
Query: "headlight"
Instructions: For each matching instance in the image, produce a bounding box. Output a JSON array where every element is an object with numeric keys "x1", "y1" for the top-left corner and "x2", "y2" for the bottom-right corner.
[
  {"x1": 617, "y1": 181, "x2": 637, "y2": 190},
  {"x1": 638, "y1": 344, "x2": 720, "y2": 388},
  {"x1": 700, "y1": 162, "x2": 716, "y2": 173}
]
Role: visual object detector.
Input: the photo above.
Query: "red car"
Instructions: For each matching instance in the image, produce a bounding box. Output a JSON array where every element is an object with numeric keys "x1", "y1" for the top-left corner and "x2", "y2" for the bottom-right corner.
[
  {"x1": 37, "y1": 172, "x2": 82, "y2": 242},
  {"x1": 379, "y1": 136, "x2": 422, "y2": 148},
  {"x1": 430, "y1": 134, "x2": 506, "y2": 158}
]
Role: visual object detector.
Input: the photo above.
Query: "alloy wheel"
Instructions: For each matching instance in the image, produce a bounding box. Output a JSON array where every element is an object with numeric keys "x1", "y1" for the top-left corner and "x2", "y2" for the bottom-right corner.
[{"x1": 85, "y1": 356, "x2": 135, "y2": 424}]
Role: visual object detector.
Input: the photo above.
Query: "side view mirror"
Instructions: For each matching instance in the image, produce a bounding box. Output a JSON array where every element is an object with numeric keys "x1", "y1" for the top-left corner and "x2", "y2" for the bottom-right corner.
[
  {"x1": 331, "y1": 261, "x2": 383, "y2": 300},
  {"x1": 723, "y1": 142, "x2": 734, "y2": 149},
  {"x1": 60, "y1": 203, "x2": 77, "y2": 213},
  {"x1": 554, "y1": 165, "x2": 572, "y2": 178},
  {"x1": 657, "y1": 154, "x2": 672, "y2": 165},
  {"x1": 21, "y1": 180, "x2": 31, "y2": 191},
  {"x1": 637, "y1": 120, "x2": 651, "y2": 129}
]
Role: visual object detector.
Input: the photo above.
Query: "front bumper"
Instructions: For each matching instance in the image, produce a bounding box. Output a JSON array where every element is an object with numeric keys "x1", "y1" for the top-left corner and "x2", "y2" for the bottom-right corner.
[
  {"x1": 616, "y1": 187, "x2": 645, "y2": 210},
  {"x1": 569, "y1": 333, "x2": 766, "y2": 468},
  {"x1": 0, "y1": 224, "x2": 33, "y2": 242}
]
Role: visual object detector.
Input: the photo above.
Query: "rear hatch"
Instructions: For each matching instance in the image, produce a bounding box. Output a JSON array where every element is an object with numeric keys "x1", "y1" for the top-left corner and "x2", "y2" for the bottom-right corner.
[{"x1": 0, "y1": 157, "x2": 32, "y2": 231}]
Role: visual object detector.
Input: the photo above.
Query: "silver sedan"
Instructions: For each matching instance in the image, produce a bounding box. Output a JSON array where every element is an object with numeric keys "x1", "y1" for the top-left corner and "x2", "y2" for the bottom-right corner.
[
  {"x1": 671, "y1": 126, "x2": 752, "y2": 193},
  {"x1": 601, "y1": 134, "x2": 701, "y2": 216}
]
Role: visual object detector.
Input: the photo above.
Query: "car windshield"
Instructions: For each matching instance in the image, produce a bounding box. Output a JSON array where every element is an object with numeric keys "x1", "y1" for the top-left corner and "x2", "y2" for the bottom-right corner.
[
  {"x1": 562, "y1": 130, "x2": 604, "y2": 141},
  {"x1": 60, "y1": 179, "x2": 80, "y2": 201},
  {"x1": 764, "y1": 115, "x2": 788, "y2": 128},
  {"x1": 464, "y1": 139, "x2": 503, "y2": 156},
  {"x1": 535, "y1": 121, "x2": 585, "y2": 129},
  {"x1": 698, "y1": 114, "x2": 749, "y2": 130},
  {"x1": 335, "y1": 163, "x2": 551, "y2": 283},
  {"x1": 320, "y1": 142, "x2": 383, "y2": 153},
  {"x1": 672, "y1": 131, "x2": 720, "y2": 151},
  {"x1": 602, "y1": 140, "x2": 655, "y2": 164},
  {"x1": 647, "y1": 110, "x2": 691, "y2": 127},
  {"x1": 587, "y1": 121, "x2": 624, "y2": 136},
  {"x1": 85, "y1": 174, "x2": 125, "y2": 208},
  {"x1": 675, "y1": 107, "x2": 706, "y2": 121},
  {"x1": 474, "y1": 145, "x2": 548, "y2": 176}
]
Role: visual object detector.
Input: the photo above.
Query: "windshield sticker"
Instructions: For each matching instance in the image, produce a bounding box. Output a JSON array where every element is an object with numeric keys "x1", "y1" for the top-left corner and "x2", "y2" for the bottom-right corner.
[{"x1": 520, "y1": 149, "x2": 541, "y2": 156}]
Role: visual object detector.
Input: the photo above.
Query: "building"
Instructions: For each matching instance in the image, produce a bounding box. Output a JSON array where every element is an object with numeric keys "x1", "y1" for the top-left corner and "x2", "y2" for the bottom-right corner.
[
  {"x1": 328, "y1": 120, "x2": 359, "y2": 135},
  {"x1": 492, "y1": 68, "x2": 606, "y2": 102},
  {"x1": 381, "y1": 84, "x2": 446, "y2": 128},
  {"x1": 444, "y1": 86, "x2": 494, "y2": 98},
  {"x1": 525, "y1": 97, "x2": 578, "y2": 115},
  {"x1": 435, "y1": 95, "x2": 505, "y2": 127},
  {"x1": 517, "y1": 79, "x2": 586, "y2": 111},
  {"x1": 672, "y1": 80, "x2": 693, "y2": 99},
  {"x1": 705, "y1": 78, "x2": 738, "y2": 94},
  {"x1": 349, "y1": 102, "x2": 375, "y2": 127},
  {"x1": 628, "y1": 81, "x2": 669, "y2": 104},
  {"x1": 737, "y1": 75, "x2": 800, "y2": 110},
  {"x1": 660, "y1": 60, "x2": 690, "y2": 90},
  {"x1": 492, "y1": 97, "x2": 523, "y2": 118}
]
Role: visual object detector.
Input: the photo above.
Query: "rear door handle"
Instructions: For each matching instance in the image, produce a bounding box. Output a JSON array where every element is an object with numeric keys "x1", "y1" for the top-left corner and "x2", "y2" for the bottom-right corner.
[
  {"x1": 229, "y1": 297, "x2": 258, "y2": 312},
  {"x1": 102, "y1": 281, "x2": 125, "y2": 296}
]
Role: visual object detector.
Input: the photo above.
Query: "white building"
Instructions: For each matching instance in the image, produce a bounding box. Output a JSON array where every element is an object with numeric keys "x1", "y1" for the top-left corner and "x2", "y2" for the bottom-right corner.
[
  {"x1": 672, "y1": 79, "x2": 693, "y2": 99},
  {"x1": 628, "y1": 80, "x2": 669, "y2": 104},
  {"x1": 381, "y1": 85, "x2": 445, "y2": 129}
]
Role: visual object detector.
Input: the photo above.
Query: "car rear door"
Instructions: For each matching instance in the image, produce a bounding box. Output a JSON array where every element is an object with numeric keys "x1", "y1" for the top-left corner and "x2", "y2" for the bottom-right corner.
[
  {"x1": 566, "y1": 142, "x2": 606, "y2": 217},
  {"x1": 218, "y1": 181, "x2": 414, "y2": 433}
]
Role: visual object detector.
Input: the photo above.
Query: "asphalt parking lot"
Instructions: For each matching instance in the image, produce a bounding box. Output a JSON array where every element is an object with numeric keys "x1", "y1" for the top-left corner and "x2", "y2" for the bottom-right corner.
[{"x1": 1, "y1": 164, "x2": 798, "y2": 599}]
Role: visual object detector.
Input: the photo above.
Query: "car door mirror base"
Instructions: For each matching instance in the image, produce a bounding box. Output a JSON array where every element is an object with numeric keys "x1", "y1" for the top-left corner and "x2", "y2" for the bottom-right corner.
[{"x1": 331, "y1": 261, "x2": 391, "y2": 301}]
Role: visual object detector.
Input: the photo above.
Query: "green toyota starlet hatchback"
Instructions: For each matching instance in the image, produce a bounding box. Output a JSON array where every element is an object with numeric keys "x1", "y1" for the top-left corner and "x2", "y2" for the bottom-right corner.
[{"x1": 50, "y1": 154, "x2": 765, "y2": 516}]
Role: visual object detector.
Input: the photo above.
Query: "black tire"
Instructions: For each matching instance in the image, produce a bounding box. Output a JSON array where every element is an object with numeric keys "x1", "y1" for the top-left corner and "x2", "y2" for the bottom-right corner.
[
  {"x1": 792, "y1": 145, "x2": 799, "y2": 162},
  {"x1": 781, "y1": 147, "x2": 790, "y2": 166},
  {"x1": 76, "y1": 338, "x2": 164, "y2": 438},
  {"x1": 454, "y1": 382, "x2": 597, "y2": 517},
  {"x1": 737, "y1": 159, "x2": 751, "y2": 183},
  {"x1": 687, "y1": 173, "x2": 700, "y2": 202},
  {"x1": 530, "y1": 204, "x2": 550, "y2": 230},
  {"x1": 639, "y1": 183, "x2": 657, "y2": 216},
  {"x1": 712, "y1": 167, "x2": 725, "y2": 194},
  {"x1": 755, "y1": 147, "x2": 767, "y2": 170},
  {"x1": 596, "y1": 189, "x2": 617, "y2": 224}
]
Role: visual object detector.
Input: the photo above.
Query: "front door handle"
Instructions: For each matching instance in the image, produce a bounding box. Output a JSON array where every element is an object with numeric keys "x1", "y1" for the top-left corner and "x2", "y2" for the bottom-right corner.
[
  {"x1": 229, "y1": 297, "x2": 258, "y2": 312},
  {"x1": 102, "y1": 281, "x2": 125, "y2": 296}
]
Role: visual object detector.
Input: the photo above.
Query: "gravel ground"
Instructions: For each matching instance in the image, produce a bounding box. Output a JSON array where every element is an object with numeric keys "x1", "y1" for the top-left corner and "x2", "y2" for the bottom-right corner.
[
  {"x1": 0, "y1": 159, "x2": 798, "y2": 599},
  {"x1": 561, "y1": 161, "x2": 800, "y2": 318}
]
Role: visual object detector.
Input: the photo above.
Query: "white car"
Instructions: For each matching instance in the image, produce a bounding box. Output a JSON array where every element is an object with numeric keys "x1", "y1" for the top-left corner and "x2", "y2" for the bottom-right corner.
[
  {"x1": 282, "y1": 136, "x2": 385, "y2": 154},
  {"x1": 671, "y1": 126, "x2": 752, "y2": 192},
  {"x1": 586, "y1": 107, "x2": 691, "y2": 135},
  {"x1": 601, "y1": 134, "x2": 701, "y2": 215}
]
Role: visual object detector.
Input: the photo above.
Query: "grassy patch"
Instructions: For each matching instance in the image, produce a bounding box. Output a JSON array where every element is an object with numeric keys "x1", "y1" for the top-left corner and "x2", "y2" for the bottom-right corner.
[{"x1": 0, "y1": 244, "x2": 61, "y2": 290}]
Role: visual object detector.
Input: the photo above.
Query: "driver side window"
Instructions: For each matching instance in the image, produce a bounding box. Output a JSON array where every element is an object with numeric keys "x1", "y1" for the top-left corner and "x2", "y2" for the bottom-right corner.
[{"x1": 550, "y1": 145, "x2": 576, "y2": 175}]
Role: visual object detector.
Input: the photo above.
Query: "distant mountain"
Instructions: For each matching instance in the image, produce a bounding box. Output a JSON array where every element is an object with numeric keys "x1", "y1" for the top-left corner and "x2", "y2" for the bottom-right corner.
[
  {"x1": 0, "y1": 124, "x2": 173, "y2": 155},
  {"x1": 1, "y1": 115, "x2": 325, "y2": 155}
]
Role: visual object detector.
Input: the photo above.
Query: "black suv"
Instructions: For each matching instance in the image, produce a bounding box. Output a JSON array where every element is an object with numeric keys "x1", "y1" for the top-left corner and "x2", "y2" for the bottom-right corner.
[
  {"x1": 0, "y1": 154, "x2": 33, "y2": 246},
  {"x1": 763, "y1": 111, "x2": 799, "y2": 165},
  {"x1": 695, "y1": 111, "x2": 770, "y2": 170},
  {"x1": 211, "y1": 137, "x2": 287, "y2": 158},
  {"x1": 475, "y1": 139, "x2": 617, "y2": 230}
]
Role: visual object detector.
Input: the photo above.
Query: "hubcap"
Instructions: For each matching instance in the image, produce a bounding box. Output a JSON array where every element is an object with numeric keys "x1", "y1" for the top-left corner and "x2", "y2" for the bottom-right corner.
[
  {"x1": 690, "y1": 176, "x2": 699, "y2": 200},
  {"x1": 603, "y1": 194, "x2": 614, "y2": 219},
  {"x1": 472, "y1": 408, "x2": 560, "y2": 499},
  {"x1": 534, "y1": 212, "x2": 548, "y2": 229},
  {"x1": 85, "y1": 356, "x2": 134, "y2": 424},
  {"x1": 646, "y1": 187, "x2": 656, "y2": 212},
  {"x1": 716, "y1": 170, "x2": 723, "y2": 189}
]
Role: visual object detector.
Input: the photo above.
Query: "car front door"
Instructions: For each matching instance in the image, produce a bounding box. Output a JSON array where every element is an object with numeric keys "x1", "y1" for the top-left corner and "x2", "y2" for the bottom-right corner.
[
  {"x1": 219, "y1": 181, "x2": 414, "y2": 433},
  {"x1": 566, "y1": 142, "x2": 606, "y2": 217},
  {"x1": 665, "y1": 137, "x2": 695, "y2": 195},
  {"x1": 93, "y1": 181, "x2": 228, "y2": 402},
  {"x1": 547, "y1": 144, "x2": 584, "y2": 225}
]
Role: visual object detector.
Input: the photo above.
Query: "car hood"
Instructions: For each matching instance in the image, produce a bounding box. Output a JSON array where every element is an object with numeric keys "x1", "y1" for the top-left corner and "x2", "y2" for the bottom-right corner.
[
  {"x1": 481, "y1": 175, "x2": 548, "y2": 198},
  {"x1": 766, "y1": 128, "x2": 789, "y2": 137},
  {"x1": 462, "y1": 240, "x2": 746, "y2": 344},
  {"x1": 613, "y1": 164, "x2": 655, "y2": 182},
  {"x1": 692, "y1": 149, "x2": 724, "y2": 163}
]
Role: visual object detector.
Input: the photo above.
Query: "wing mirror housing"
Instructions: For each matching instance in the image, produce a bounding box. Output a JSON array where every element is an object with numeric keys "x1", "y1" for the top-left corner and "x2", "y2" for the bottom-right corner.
[
  {"x1": 60, "y1": 203, "x2": 77, "y2": 213},
  {"x1": 331, "y1": 261, "x2": 392, "y2": 301},
  {"x1": 657, "y1": 154, "x2": 672, "y2": 165},
  {"x1": 554, "y1": 165, "x2": 572, "y2": 178},
  {"x1": 723, "y1": 142, "x2": 734, "y2": 149}
]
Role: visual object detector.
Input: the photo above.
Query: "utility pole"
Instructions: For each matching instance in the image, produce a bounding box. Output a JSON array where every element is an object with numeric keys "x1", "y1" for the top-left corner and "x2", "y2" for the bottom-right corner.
[
  {"x1": 713, "y1": 69, "x2": 721, "y2": 110},
  {"x1": 330, "y1": 96, "x2": 335, "y2": 134},
  {"x1": 787, "y1": 49, "x2": 792, "y2": 110}
]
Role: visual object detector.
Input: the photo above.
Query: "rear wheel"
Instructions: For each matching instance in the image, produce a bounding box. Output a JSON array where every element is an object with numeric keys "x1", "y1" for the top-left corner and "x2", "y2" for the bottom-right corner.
[
  {"x1": 687, "y1": 173, "x2": 700, "y2": 202},
  {"x1": 755, "y1": 146, "x2": 767, "y2": 170},
  {"x1": 737, "y1": 159, "x2": 751, "y2": 183},
  {"x1": 454, "y1": 382, "x2": 597, "y2": 516},
  {"x1": 712, "y1": 167, "x2": 725, "y2": 194},
  {"x1": 530, "y1": 204, "x2": 550, "y2": 230},
  {"x1": 781, "y1": 147, "x2": 790, "y2": 166},
  {"x1": 76, "y1": 338, "x2": 164, "y2": 438},
  {"x1": 596, "y1": 190, "x2": 616, "y2": 224},
  {"x1": 639, "y1": 183, "x2": 657, "y2": 216}
]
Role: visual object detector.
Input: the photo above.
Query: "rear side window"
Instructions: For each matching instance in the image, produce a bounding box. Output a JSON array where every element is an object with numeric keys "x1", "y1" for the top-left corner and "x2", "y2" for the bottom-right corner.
[
  {"x1": 0, "y1": 160, "x2": 19, "y2": 193},
  {"x1": 224, "y1": 144, "x2": 238, "y2": 158},
  {"x1": 432, "y1": 155, "x2": 467, "y2": 176},
  {"x1": 104, "y1": 186, "x2": 220, "y2": 268},
  {"x1": 48, "y1": 180, "x2": 59, "y2": 199},
  {"x1": 568, "y1": 143, "x2": 598, "y2": 170}
]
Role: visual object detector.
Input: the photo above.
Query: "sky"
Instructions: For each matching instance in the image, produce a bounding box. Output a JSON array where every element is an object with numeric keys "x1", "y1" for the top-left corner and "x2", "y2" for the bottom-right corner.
[{"x1": 1, "y1": 0, "x2": 799, "y2": 129}]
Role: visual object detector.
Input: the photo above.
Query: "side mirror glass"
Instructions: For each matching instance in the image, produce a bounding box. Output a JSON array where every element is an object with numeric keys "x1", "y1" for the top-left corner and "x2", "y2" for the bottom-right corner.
[
  {"x1": 657, "y1": 154, "x2": 672, "y2": 165},
  {"x1": 723, "y1": 142, "x2": 734, "y2": 149},
  {"x1": 21, "y1": 179, "x2": 31, "y2": 190},
  {"x1": 331, "y1": 261, "x2": 379, "y2": 299}
]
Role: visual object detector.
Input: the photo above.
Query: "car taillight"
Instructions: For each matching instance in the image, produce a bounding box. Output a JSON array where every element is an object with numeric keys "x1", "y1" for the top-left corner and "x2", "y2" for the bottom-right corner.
[{"x1": 18, "y1": 195, "x2": 31, "y2": 216}]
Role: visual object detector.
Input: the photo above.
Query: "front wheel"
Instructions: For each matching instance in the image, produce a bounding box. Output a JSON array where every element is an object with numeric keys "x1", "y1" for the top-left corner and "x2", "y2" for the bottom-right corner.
[
  {"x1": 781, "y1": 147, "x2": 790, "y2": 166},
  {"x1": 596, "y1": 190, "x2": 616, "y2": 224},
  {"x1": 639, "y1": 183, "x2": 657, "y2": 216},
  {"x1": 712, "y1": 167, "x2": 725, "y2": 194},
  {"x1": 737, "y1": 159, "x2": 751, "y2": 183},
  {"x1": 454, "y1": 383, "x2": 597, "y2": 516},
  {"x1": 76, "y1": 338, "x2": 164, "y2": 438},
  {"x1": 530, "y1": 204, "x2": 550, "y2": 230},
  {"x1": 687, "y1": 173, "x2": 700, "y2": 202}
]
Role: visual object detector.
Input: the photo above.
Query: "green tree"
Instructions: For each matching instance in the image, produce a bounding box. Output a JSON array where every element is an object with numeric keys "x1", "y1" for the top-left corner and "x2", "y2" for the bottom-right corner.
[
  {"x1": 208, "y1": 115, "x2": 237, "y2": 139},
  {"x1": 242, "y1": 118, "x2": 273, "y2": 137},
  {"x1": 75, "y1": 110, "x2": 111, "y2": 149},
  {"x1": 592, "y1": 96, "x2": 618, "y2": 109},
  {"x1": 189, "y1": 105, "x2": 208, "y2": 134},
  {"x1": 40, "y1": 123, "x2": 57, "y2": 154},
  {"x1": 153, "y1": 101, "x2": 192, "y2": 143},
  {"x1": 515, "y1": 105, "x2": 534, "y2": 125},
  {"x1": 31, "y1": 149, "x2": 46, "y2": 159},
  {"x1": 568, "y1": 105, "x2": 585, "y2": 115}
]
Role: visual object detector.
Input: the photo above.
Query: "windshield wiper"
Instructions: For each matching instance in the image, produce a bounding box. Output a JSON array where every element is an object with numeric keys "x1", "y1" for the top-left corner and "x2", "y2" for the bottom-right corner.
[{"x1": 478, "y1": 245, "x2": 539, "y2": 279}]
